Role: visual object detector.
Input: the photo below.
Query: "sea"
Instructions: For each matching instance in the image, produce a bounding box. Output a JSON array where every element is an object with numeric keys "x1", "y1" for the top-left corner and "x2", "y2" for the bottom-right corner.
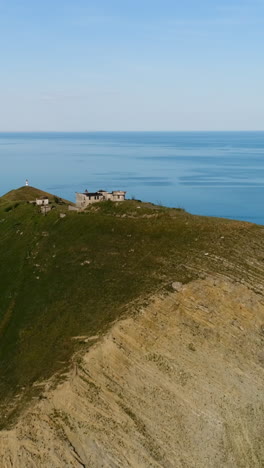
[{"x1": 1, "y1": 131, "x2": 264, "y2": 224}]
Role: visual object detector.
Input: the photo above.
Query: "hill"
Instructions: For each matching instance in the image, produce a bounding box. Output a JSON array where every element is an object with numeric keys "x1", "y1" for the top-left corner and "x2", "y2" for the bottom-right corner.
[
  {"x1": 0, "y1": 185, "x2": 72, "y2": 206},
  {"x1": 0, "y1": 187, "x2": 264, "y2": 466},
  {"x1": 1, "y1": 276, "x2": 263, "y2": 467}
]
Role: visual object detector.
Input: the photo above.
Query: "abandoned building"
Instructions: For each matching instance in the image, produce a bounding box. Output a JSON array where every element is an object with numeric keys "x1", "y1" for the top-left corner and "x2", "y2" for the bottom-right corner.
[
  {"x1": 36, "y1": 197, "x2": 49, "y2": 206},
  {"x1": 36, "y1": 197, "x2": 51, "y2": 214},
  {"x1": 76, "y1": 189, "x2": 126, "y2": 208}
]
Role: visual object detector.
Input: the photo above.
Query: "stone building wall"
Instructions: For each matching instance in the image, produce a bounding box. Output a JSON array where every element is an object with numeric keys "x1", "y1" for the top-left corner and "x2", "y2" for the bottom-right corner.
[{"x1": 76, "y1": 190, "x2": 126, "y2": 208}]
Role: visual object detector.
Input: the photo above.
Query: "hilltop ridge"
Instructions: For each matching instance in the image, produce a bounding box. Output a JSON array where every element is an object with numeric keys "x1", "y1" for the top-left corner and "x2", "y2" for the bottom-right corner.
[{"x1": 0, "y1": 186, "x2": 71, "y2": 205}]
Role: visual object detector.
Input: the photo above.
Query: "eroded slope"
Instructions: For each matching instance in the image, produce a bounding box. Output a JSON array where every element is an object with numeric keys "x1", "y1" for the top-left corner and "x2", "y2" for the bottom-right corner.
[{"x1": 1, "y1": 276, "x2": 264, "y2": 467}]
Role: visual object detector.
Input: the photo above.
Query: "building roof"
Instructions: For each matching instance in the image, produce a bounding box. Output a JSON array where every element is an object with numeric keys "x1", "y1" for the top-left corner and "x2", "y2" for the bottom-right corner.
[
  {"x1": 112, "y1": 191, "x2": 126, "y2": 194},
  {"x1": 83, "y1": 192, "x2": 103, "y2": 197}
]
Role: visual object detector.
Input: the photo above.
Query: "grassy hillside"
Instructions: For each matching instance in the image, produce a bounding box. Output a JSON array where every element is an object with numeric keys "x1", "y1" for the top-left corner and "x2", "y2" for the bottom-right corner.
[
  {"x1": 1, "y1": 187, "x2": 264, "y2": 427},
  {"x1": 0, "y1": 186, "x2": 71, "y2": 207}
]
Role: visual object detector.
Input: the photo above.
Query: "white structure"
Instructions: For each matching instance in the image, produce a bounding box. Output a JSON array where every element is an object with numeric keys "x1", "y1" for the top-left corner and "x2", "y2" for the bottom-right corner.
[
  {"x1": 36, "y1": 197, "x2": 49, "y2": 206},
  {"x1": 76, "y1": 189, "x2": 126, "y2": 208},
  {"x1": 68, "y1": 205, "x2": 79, "y2": 212},
  {"x1": 40, "y1": 205, "x2": 51, "y2": 214},
  {"x1": 25, "y1": 179, "x2": 29, "y2": 186}
]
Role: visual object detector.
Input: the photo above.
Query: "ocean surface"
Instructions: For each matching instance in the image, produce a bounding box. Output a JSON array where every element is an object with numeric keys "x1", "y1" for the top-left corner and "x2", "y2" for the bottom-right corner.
[{"x1": 1, "y1": 131, "x2": 264, "y2": 224}]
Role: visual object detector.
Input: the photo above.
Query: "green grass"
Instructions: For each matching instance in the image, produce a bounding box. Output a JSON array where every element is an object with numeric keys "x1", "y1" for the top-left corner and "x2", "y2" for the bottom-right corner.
[
  {"x1": 0, "y1": 185, "x2": 71, "y2": 205},
  {"x1": 0, "y1": 186, "x2": 264, "y2": 427}
]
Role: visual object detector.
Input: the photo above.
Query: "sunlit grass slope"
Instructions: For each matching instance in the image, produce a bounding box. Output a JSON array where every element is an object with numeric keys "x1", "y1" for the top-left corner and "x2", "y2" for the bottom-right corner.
[{"x1": 0, "y1": 186, "x2": 71, "y2": 206}]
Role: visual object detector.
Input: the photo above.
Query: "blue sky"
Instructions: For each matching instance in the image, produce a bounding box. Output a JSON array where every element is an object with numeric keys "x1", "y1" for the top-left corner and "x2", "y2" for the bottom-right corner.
[{"x1": 0, "y1": 0, "x2": 264, "y2": 131}]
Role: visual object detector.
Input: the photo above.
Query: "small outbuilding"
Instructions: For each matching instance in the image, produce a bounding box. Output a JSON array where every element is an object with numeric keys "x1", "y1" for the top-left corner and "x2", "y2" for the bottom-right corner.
[{"x1": 36, "y1": 197, "x2": 49, "y2": 206}]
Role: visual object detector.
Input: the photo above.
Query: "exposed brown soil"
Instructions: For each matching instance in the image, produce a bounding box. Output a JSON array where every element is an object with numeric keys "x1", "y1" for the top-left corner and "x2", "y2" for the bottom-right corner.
[{"x1": 1, "y1": 276, "x2": 264, "y2": 467}]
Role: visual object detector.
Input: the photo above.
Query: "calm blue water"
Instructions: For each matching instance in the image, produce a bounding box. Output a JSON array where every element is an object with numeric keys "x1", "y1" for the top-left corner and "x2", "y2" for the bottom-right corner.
[{"x1": 1, "y1": 132, "x2": 264, "y2": 224}]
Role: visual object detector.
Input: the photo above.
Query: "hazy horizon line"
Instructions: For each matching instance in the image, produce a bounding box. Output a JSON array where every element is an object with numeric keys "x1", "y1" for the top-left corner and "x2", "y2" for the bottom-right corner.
[{"x1": 1, "y1": 130, "x2": 264, "y2": 134}]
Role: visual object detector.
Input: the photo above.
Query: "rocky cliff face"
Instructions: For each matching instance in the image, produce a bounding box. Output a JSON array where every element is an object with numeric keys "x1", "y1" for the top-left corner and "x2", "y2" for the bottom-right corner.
[{"x1": 1, "y1": 276, "x2": 264, "y2": 467}]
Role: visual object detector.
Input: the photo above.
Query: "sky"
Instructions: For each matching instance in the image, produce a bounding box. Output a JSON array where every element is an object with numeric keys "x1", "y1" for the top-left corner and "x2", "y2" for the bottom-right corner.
[{"x1": 0, "y1": 0, "x2": 264, "y2": 131}]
